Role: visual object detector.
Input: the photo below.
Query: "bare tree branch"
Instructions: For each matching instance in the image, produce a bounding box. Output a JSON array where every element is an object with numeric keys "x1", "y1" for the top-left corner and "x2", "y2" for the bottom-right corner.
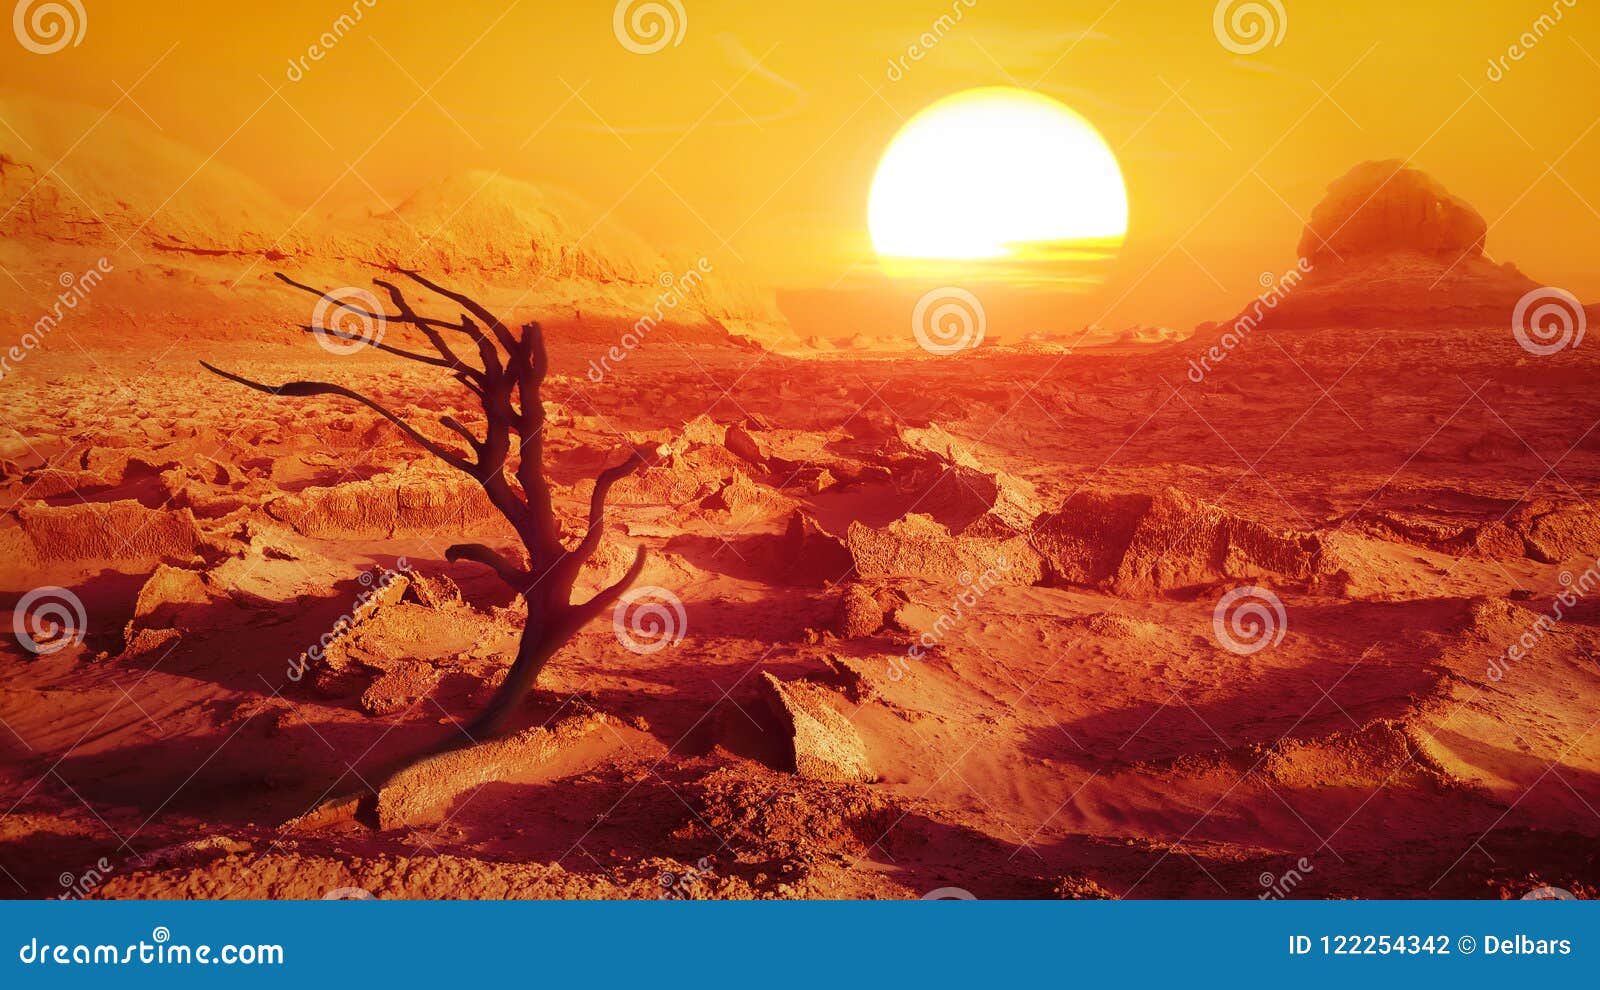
[
  {"x1": 293, "y1": 325, "x2": 453, "y2": 368},
  {"x1": 564, "y1": 446, "x2": 653, "y2": 575},
  {"x1": 371, "y1": 277, "x2": 474, "y2": 376},
  {"x1": 209, "y1": 269, "x2": 654, "y2": 755},
  {"x1": 394, "y1": 268, "x2": 519, "y2": 354},
  {"x1": 445, "y1": 542, "x2": 527, "y2": 589},
  {"x1": 439, "y1": 416, "x2": 482, "y2": 449},
  {"x1": 197, "y1": 361, "x2": 475, "y2": 474},
  {"x1": 570, "y1": 546, "x2": 648, "y2": 619},
  {"x1": 454, "y1": 372, "x2": 485, "y2": 402}
]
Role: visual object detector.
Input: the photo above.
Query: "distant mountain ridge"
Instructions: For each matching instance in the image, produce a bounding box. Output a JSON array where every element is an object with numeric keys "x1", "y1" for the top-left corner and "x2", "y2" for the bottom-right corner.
[{"x1": 0, "y1": 91, "x2": 796, "y2": 351}]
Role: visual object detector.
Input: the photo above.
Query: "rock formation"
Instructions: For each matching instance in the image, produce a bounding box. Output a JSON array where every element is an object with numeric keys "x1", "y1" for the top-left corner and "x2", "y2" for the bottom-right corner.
[{"x1": 1223, "y1": 160, "x2": 1554, "y2": 331}]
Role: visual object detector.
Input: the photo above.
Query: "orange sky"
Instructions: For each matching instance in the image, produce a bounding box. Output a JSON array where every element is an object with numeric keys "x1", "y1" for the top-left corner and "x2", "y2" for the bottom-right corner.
[{"x1": 3, "y1": 0, "x2": 1597, "y2": 335}]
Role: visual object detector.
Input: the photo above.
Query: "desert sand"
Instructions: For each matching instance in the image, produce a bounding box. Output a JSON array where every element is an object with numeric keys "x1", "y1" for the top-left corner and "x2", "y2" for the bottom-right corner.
[{"x1": 2, "y1": 98, "x2": 1597, "y2": 901}]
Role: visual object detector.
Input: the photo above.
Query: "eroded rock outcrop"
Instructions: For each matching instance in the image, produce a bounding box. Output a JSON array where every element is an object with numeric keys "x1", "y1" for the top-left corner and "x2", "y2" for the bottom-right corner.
[
  {"x1": 19, "y1": 499, "x2": 202, "y2": 562},
  {"x1": 774, "y1": 510, "x2": 855, "y2": 585},
  {"x1": 759, "y1": 673, "x2": 874, "y2": 784},
  {"x1": 883, "y1": 424, "x2": 1038, "y2": 536},
  {"x1": 847, "y1": 513, "x2": 1043, "y2": 587},
  {"x1": 1298, "y1": 160, "x2": 1486, "y2": 265},
  {"x1": 1209, "y1": 160, "x2": 1548, "y2": 333},
  {"x1": 1030, "y1": 487, "x2": 1331, "y2": 593},
  {"x1": 265, "y1": 469, "x2": 501, "y2": 539}
]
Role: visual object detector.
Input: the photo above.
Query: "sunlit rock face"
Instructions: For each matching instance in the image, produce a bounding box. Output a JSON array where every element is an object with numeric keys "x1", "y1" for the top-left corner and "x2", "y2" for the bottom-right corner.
[
  {"x1": 1206, "y1": 160, "x2": 1554, "y2": 334},
  {"x1": 1297, "y1": 159, "x2": 1488, "y2": 266}
]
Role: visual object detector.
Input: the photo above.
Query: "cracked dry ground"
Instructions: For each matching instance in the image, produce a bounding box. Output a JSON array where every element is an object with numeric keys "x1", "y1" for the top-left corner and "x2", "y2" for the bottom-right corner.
[{"x1": 2, "y1": 324, "x2": 1598, "y2": 900}]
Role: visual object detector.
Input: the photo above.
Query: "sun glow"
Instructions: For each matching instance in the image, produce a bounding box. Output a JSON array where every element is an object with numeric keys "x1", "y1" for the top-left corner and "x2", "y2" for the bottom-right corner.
[{"x1": 869, "y1": 87, "x2": 1128, "y2": 283}]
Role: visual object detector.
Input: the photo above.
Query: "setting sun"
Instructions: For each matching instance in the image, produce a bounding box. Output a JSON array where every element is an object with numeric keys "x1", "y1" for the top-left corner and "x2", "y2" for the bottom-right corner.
[{"x1": 869, "y1": 87, "x2": 1128, "y2": 280}]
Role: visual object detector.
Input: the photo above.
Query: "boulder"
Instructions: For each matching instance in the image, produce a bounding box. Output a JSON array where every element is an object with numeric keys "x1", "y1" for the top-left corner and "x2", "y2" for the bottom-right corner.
[
  {"x1": 758, "y1": 673, "x2": 874, "y2": 784},
  {"x1": 835, "y1": 583, "x2": 886, "y2": 638},
  {"x1": 359, "y1": 662, "x2": 442, "y2": 717},
  {"x1": 723, "y1": 423, "x2": 769, "y2": 467},
  {"x1": 884, "y1": 424, "x2": 1039, "y2": 535},
  {"x1": 127, "y1": 564, "x2": 214, "y2": 634},
  {"x1": 774, "y1": 510, "x2": 855, "y2": 585},
  {"x1": 1511, "y1": 502, "x2": 1600, "y2": 564},
  {"x1": 1031, "y1": 486, "x2": 1329, "y2": 593},
  {"x1": 698, "y1": 470, "x2": 797, "y2": 528}
]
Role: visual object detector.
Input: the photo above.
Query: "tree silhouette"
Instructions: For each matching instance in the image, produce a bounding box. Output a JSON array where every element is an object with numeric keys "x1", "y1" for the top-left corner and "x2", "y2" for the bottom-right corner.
[{"x1": 203, "y1": 270, "x2": 654, "y2": 744}]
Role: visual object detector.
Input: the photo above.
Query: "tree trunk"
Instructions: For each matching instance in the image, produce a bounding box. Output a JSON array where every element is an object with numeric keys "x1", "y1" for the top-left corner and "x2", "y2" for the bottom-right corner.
[{"x1": 458, "y1": 601, "x2": 571, "y2": 742}]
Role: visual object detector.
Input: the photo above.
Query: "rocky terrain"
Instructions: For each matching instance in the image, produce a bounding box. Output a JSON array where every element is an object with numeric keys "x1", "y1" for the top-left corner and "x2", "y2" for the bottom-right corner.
[{"x1": 1, "y1": 94, "x2": 1596, "y2": 899}]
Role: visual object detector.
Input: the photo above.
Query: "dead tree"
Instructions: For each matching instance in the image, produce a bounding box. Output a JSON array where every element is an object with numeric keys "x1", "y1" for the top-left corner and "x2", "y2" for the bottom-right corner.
[{"x1": 203, "y1": 270, "x2": 653, "y2": 744}]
